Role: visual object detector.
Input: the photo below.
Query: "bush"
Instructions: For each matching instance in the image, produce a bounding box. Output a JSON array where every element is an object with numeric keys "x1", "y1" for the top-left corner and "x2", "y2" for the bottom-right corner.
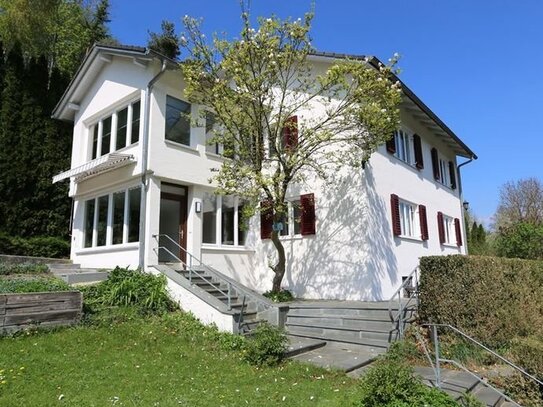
[
  {"x1": 0, "y1": 262, "x2": 49, "y2": 275},
  {"x1": 494, "y1": 373, "x2": 543, "y2": 407},
  {"x1": 496, "y1": 222, "x2": 543, "y2": 260},
  {"x1": 242, "y1": 322, "x2": 287, "y2": 366},
  {"x1": 0, "y1": 276, "x2": 71, "y2": 293},
  {"x1": 263, "y1": 289, "x2": 294, "y2": 302},
  {"x1": 83, "y1": 267, "x2": 174, "y2": 315},
  {"x1": 508, "y1": 336, "x2": 543, "y2": 379},
  {"x1": 419, "y1": 255, "x2": 543, "y2": 347},
  {"x1": 0, "y1": 232, "x2": 70, "y2": 258},
  {"x1": 356, "y1": 356, "x2": 458, "y2": 407}
]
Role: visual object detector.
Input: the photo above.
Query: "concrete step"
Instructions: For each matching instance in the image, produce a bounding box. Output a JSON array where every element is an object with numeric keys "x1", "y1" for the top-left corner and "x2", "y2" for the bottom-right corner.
[
  {"x1": 57, "y1": 270, "x2": 109, "y2": 284},
  {"x1": 287, "y1": 329, "x2": 390, "y2": 350},
  {"x1": 288, "y1": 306, "x2": 396, "y2": 320},
  {"x1": 287, "y1": 323, "x2": 395, "y2": 345},
  {"x1": 47, "y1": 263, "x2": 80, "y2": 270},
  {"x1": 286, "y1": 315, "x2": 394, "y2": 332},
  {"x1": 285, "y1": 336, "x2": 327, "y2": 358},
  {"x1": 472, "y1": 384, "x2": 506, "y2": 407}
]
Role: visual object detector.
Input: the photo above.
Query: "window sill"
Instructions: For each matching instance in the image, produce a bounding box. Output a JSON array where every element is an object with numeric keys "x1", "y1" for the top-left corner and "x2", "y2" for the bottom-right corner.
[
  {"x1": 442, "y1": 243, "x2": 460, "y2": 249},
  {"x1": 75, "y1": 242, "x2": 139, "y2": 255},
  {"x1": 397, "y1": 235, "x2": 423, "y2": 243},
  {"x1": 204, "y1": 151, "x2": 225, "y2": 161},
  {"x1": 201, "y1": 244, "x2": 255, "y2": 254},
  {"x1": 164, "y1": 140, "x2": 199, "y2": 155},
  {"x1": 278, "y1": 235, "x2": 303, "y2": 241},
  {"x1": 390, "y1": 154, "x2": 419, "y2": 171}
]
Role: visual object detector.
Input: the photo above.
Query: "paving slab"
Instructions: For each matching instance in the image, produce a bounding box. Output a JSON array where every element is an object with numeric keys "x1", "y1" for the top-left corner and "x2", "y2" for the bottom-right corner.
[{"x1": 285, "y1": 336, "x2": 326, "y2": 358}]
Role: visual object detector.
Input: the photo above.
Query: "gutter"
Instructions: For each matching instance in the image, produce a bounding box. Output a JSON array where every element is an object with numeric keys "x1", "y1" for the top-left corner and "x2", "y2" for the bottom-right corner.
[
  {"x1": 138, "y1": 59, "x2": 168, "y2": 269},
  {"x1": 457, "y1": 157, "x2": 475, "y2": 254}
]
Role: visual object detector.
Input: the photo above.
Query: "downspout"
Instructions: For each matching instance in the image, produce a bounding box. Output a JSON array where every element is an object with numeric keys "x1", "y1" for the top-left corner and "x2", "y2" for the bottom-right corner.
[
  {"x1": 139, "y1": 59, "x2": 167, "y2": 269},
  {"x1": 457, "y1": 157, "x2": 475, "y2": 254}
]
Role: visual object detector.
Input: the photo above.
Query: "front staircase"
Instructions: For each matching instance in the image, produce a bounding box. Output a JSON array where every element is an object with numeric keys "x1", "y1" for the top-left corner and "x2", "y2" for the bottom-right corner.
[{"x1": 47, "y1": 262, "x2": 109, "y2": 284}]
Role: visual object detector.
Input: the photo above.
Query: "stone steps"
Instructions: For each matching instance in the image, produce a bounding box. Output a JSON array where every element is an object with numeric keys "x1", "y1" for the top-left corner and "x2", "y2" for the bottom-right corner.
[{"x1": 47, "y1": 262, "x2": 109, "y2": 284}]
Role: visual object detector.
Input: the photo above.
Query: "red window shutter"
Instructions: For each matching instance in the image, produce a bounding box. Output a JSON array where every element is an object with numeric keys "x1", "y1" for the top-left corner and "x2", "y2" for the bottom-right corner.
[
  {"x1": 454, "y1": 218, "x2": 463, "y2": 247},
  {"x1": 282, "y1": 115, "x2": 298, "y2": 152},
  {"x1": 413, "y1": 134, "x2": 424, "y2": 170},
  {"x1": 260, "y1": 200, "x2": 273, "y2": 240},
  {"x1": 437, "y1": 211, "x2": 445, "y2": 244},
  {"x1": 390, "y1": 194, "x2": 401, "y2": 236},
  {"x1": 449, "y1": 161, "x2": 457, "y2": 190},
  {"x1": 431, "y1": 148, "x2": 440, "y2": 180},
  {"x1": 300, "y1": 193, "x2": 316, "y2": 235},
  {"x1": 386, "y1": 132, "x2": 396, "y2": 154},
  {"x1": 419, "y1": 204, "x2": 429, "y2": 241}
]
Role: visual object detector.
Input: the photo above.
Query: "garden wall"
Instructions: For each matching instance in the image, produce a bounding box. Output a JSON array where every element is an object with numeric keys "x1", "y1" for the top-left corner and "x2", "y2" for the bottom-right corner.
[{"x1": 0, "y1": 291, "x2": 82, "y2": 334}]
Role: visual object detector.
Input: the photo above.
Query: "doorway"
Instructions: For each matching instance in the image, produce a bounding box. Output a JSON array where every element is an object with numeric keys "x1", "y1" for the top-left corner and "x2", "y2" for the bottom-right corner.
[{"x1": 159, "y1": 183, "x2": 188, "y2": 264}]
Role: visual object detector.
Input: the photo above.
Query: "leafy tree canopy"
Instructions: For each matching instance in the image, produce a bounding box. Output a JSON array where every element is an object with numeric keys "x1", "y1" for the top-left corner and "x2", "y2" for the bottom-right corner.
[{"x1": 148, "y1": 20, "x2": 181, "y2": 60}]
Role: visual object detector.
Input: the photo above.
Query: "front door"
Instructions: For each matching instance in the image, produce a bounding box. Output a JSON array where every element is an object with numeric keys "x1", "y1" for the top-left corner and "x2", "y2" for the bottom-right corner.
[{"x1": 159, "y1": 184, "x2": 188, "y2": 264}]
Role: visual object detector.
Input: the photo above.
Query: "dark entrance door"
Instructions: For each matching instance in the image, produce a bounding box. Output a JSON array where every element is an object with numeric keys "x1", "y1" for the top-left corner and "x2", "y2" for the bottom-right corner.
[{"x1": 159, "y1": 184, "x2": 188, "y2": 264}]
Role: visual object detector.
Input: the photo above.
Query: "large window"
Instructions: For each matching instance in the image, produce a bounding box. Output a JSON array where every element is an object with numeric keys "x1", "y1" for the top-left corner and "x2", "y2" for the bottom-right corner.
[
  {"x1": 394, "y1": 130, "x2": 413, "y2": 165},
  {"x1": 202, "y1": 193, "x2": 246, "y2": 247},
  {"x1": 443, "y1": 214, "x2": 455, "y2": 245},
  {"x1": 279, "y1": 200, "x2": 302, "y2": 237},
  {"x1": 165, "y1": 96, "x2": 191, "y2": 146},
  {"x1": 399, "y1": 199, "x2": 419, "y2": 238},
  {"x1": 82, "y1": 186, "x2": 141, "y2": 248},
  {"x1": 90, "y1": 99, "x2": 141, "y2": 160},
  {"x1": 205, "y1": 112, "x2": 222, "y2": 155}
]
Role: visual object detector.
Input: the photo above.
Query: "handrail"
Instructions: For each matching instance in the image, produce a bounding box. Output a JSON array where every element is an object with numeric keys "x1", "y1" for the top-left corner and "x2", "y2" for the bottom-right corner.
[
  {"x1": 388, "y1": 266, "x2": 419, "y2": 338},
  {"x1": 153, "y1": 234, "x2": 233, "y2": 309},
  {"x1": 417, "y1": 323, "x2": 541, "y2": 406},
  {"x1": 237, "y1": 295, "x2": 246, "y2": 332}
]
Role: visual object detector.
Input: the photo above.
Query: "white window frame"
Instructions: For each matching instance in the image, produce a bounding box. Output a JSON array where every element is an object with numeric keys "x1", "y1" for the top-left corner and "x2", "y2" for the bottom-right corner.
[
  {"x1": 279, "y1": 199, "x2": 302, "y2": 238},
  {"x1": 399, "y1": 199, "x2": 420, "y2": 239},
  {"x1": 88, "y1": 99, "x2": 141, "y2": 161},
  {"x1": 394, "y1": 129, "x2": 415, "y2": 166},
  {"x1": 437, "y1": 156, "x2": 451, "y2": 187},
  {"x1": 442, "y1": 214, "x2": 455, "y2": 245},
  {"x1": 201, "y1": 194, "x2": 246, "y2": 247}
]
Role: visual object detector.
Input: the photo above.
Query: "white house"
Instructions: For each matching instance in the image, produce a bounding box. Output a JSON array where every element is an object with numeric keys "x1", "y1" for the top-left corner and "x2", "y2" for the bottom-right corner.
[{"x1": 52, "y1": 44, "x2": 476, "y2": 303}]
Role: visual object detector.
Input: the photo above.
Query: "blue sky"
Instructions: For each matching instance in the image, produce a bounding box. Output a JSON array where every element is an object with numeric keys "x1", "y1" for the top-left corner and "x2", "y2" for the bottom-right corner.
[{"x1": 109, "y1": 0, "x2": 543, "y2": 226}]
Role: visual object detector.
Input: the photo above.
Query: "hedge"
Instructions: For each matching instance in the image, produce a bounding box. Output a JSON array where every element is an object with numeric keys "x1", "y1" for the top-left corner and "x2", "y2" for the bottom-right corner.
[
  {"x1": 0, "y1": 233, "x2": 70, "y2": 258},
  {"x1": 419, "y1": 255, "x2": 543, "y2": 347}
]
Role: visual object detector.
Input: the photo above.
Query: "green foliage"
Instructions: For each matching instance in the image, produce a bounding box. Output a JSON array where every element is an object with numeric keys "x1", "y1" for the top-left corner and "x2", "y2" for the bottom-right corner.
[
  {"x1": 496, "y1": 222, "x2": 543, "y2": 260},
  {"x1": 263, "y1": 289, "x2": 294, "y2": 302},
  {"x1": 457, "y1": 393, "x2": 486, "y2": 407},
  {"x1": 0, "y1": 275, "x2": 70, "y2": 293},
  {"x1": 0, "y1": 262, "x2": 49, "y2": 275},
  {"x1": 242, "y1": 322, "x2": 288, "y2": 366},
  {"x1": 495, "y1": 373, "x2": 543, "y2": 407},
  {"x1": 466, "y1": 220, "x2": 491, "y2": 255},
  {"x1": 148, "y1": 20, "x2": 180, "y2": 60},
  {"x1": 419, "y1": 255, "x2": 543, "y2": 347},
  {"x1": 356, "y1": 356, "x2": 458, "y2": 407},
  {"x1": 508, "y1": 336, "x2": 543, "y2": 379},
  {"x1": 83, "y1": 267, "x2": 174, "y2": 315},
  {"x1": 0, "y1": 233, "x2": 70, "y2": 258}
]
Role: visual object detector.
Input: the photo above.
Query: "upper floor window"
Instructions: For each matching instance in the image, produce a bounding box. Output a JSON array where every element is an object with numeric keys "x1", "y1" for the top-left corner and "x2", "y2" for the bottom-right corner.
[
  {"x1": 390, "y1": 194, "x2": 429, "y2": 241},
  {"x1": 205, "y1": 111, "x2": 222, "y2": 155},
  {"x1": 386, "y1": 129, "x2": 424, "y2": 169},
  {"x1": 431, "y1": 148, "x2": 457, "y2": 189},
  {"x1": 165, "y1": 95, "x2": 191, "y2": 146},
  {"x1": 90, "y1": 100, "x2": 141, "y2": 160}
]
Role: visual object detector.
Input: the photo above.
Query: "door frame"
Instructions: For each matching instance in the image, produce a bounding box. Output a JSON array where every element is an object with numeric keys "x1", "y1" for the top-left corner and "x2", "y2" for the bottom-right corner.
[{"x1": 160, "y1": 183, "x2": 189, "y2": 264}]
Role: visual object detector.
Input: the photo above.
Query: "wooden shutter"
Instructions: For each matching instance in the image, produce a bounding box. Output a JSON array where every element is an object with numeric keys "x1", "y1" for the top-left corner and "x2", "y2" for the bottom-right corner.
[
  {"x1": 282, "y1": 115, "x2": 298, "y2": 152},
  {"x1": 431, "y1": 148, "x2": 440, "y2": 180},
  {"x1": 449, "y1": 161, "x2": 457, "y2": 189},
  {"x1": 300, "y1": 193, "x2": 316, "y2": 235},
  {"x1": 390, "y1": 194, "x2": 401, "y2": 236},
  {"x1": 454, "y1": 218, "x2": 463, "y2": 246},
  {"x1": 437, "y1": 211, "x2": 445, "y2": 244},
  {"x1": 413, "y1": 134, "x2": 424, "y2": 169},
  {"x1": 260, "y1": 200, "x2": 273, "y2": 240},
  {"x1": 386, "y1": 132, "x2": 396, "y2": 154},
  {"x1": 419, "y1": 204, "x2": 429, "y2": 241}
]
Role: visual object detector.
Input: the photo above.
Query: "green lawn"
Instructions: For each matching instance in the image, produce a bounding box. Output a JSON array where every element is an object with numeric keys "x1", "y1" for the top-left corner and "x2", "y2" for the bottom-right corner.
[{"x1": 0, "y1": 310, "x2": 360, "y2": 406}]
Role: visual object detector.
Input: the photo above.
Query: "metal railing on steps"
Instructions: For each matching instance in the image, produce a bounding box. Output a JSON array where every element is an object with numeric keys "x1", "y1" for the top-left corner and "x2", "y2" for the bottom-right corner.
[{"x1": 388, "y1": 266, "x2": 419, "y2": 338}]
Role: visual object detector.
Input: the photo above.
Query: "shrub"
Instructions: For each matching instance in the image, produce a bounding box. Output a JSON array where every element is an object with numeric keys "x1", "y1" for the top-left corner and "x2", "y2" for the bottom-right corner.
[
  {"x1": 356, "y1": 356, "x2": 458, "y2": 407},
  {"x1": 496, "y1": 222, "x2": 543, "y2": 260},
  {"x1": 263, "y1": 289, "x2": 294, "y2": 302},
  {"x1": 0, "y1": 276, "x2": 70, "y2": 293},
  {"x1": 494, "y1": 373, "x2": 543, "y2": 407},
  {"x1": 508, "y1": 336, "x2": 543, "y2": 379},
  {"x1": 0, "y1": 262, "x2": 49, "y2": 275},
  {"x1": 242, "y1": 322, "x2": 287, "y2": 366},
  {"x1": 0, "y1": 232, "x2": 70, "y2": 258},
  {"x1": 419, "y1": 255, "x2": 543, "y2": 347},
  {"x1": 83, "y1": 267, "x2": 174, "y2": 315}
]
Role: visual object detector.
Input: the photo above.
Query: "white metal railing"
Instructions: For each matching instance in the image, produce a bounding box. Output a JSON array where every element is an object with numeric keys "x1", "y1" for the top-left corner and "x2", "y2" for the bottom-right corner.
[
  {"x1": 388, "y1": 266, "x2": 419, "y2": 338},
  {"x1": 153, "y1": 234, "x2": 234, "y2": 309},
  {"x1": 421, "y1": 324, "x2": 543, "y2": 406}
]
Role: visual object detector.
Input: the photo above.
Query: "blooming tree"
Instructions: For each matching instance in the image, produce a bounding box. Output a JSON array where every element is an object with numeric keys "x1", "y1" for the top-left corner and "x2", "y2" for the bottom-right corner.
[{"x1": 180, "y1": 10, "x2": 402, "y2": 293}]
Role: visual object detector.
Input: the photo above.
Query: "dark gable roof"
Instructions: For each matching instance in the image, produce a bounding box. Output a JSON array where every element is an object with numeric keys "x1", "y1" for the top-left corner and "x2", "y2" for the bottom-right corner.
[{"x1": 310, "y1": 51, "x2": 477, "y2": 160}]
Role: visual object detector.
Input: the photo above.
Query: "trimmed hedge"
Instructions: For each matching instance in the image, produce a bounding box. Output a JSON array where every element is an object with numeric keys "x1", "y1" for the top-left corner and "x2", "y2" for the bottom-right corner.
[
  {"x1": 0, "y1": 233, "x2": 70, "y2": 258},
  {"x1": 419, "y1": 255, "x2": 543, "y2": 347}
]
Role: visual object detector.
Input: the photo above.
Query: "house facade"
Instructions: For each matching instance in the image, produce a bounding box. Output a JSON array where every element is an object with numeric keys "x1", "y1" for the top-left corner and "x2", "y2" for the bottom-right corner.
[{"x1": 52, "y1": 45, "x2": 476, "y2": 302}]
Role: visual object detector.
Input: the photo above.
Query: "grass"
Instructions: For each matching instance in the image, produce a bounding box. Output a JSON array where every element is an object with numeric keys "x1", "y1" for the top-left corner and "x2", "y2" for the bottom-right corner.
[
  {"x1": 0, "y1": 308, "x2": 360, "y2": 406},
  {"x1": 0, "y1": 275, "x2": 71, "y2": 293}
]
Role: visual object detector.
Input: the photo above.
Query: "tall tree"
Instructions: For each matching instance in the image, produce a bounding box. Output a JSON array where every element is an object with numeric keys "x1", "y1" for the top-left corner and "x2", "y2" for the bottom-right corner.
[
  {"x1": 495, "y1": 177, "x2": 543, "y2": 229},
  {"x1": 148, "y1": 20, "x2": 181, "y2": 60},
  {"x1": 181, "y1": 10, "x2": 401, "y2": 292}
]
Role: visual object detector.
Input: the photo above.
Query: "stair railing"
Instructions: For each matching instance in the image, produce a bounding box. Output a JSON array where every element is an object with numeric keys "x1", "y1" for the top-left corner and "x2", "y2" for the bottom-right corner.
[
  {"x1": 420, "y1": 324, "x2": 542, "y2": 406},
  {"x1": 388, "y1": 266, "x2": 419, "y2": 338},
  {"x1": 153, "y1": 234, "x2": 233, "y2": 309},
  {"x1": 237, "y1": 295, "x2": 247, "y2": 333}
]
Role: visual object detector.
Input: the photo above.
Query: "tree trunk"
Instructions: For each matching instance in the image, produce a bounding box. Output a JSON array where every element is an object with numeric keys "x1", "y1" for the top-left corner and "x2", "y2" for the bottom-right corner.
[{"x1": 270, "y1": 230, "x2": 286, "y2": 293}]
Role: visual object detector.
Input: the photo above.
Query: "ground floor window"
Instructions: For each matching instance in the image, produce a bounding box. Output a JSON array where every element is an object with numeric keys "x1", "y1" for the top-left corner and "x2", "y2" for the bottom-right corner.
[
  {"x1": 279, "y1": 200, "x2": 302, "y2": 237},
  {"x1": 83, "y1": 186, "x2": 141, "y2": 248},
  {"x1": 202, "y1": 193, "x2": 247, "y2": 246}
]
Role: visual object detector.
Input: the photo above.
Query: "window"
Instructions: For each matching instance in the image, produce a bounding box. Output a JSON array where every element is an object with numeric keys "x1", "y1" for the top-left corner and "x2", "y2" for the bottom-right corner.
[
  {"x1": 437, "y1": 212, "x2": 462, "y2": 246},
  {"x1": 205, "y1": 112, "x2": 221, "y2": 155},
  {"x1": 261, "y1": 194, "x2": 315, "y2": 239},
  {"x1": 82, "y1": 187, "x2": 141, "y2": 248},
  {"x1": 387, "y1": 130, "x2": 424, "y2": 169},
  {"x1": 278, "y1": 200, "x2": 302, "y2": 237},
  {"x1": 90, "y1": 100, "x2": 141, "y2": 160},
  {"x1": 443, "y1": 214, "x2": 454, "y2": 245},
  {"x1": 165, "y1": 96, "x2": 191, "y2": 146},
  {"x1": 431, "y1": 148, "x2": 457, "y2": 189},
  {"x1": 202, "y1": 193, "x2": 246, "y2": 247},
  {"x1": 390, "y1": 194, "x2": 427, "y2": 240}
]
